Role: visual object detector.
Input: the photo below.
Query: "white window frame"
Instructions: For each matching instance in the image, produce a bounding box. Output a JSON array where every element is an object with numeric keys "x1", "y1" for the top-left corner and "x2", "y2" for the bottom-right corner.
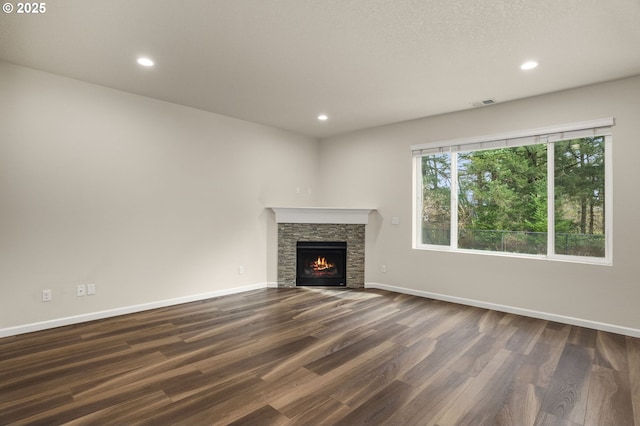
[{"x1": 412, "y1": 118, "x2": 613, "y2": 265}]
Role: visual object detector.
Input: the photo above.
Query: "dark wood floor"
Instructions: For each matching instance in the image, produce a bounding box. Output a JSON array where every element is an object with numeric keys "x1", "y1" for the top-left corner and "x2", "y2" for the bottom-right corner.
[{"x1": 1, "y1": 288, "x2": 639, "y2": 425}]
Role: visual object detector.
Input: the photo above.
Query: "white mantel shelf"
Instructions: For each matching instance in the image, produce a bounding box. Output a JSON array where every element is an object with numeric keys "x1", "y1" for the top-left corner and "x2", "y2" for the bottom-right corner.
[{"x1": 269, "y1": 207, "x2": 376, "y2": 224}]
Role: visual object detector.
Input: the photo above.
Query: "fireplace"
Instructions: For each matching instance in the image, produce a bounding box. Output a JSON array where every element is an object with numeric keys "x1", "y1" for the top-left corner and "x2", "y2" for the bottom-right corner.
[
  {"x1": 272, "y1": 207, "x2": 373, "y2": 288},
  {"x1": 296, "y1": 241, "x2": 347, "y2": 286}
]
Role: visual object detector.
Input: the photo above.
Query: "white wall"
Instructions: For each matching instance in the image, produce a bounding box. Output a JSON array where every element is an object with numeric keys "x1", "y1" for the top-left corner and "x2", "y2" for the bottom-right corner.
[
  {"x1": 3, "y1": 60, "x2": 639, "y2": 336},
  {"x1": 0, "y1": 62, "x2": 319, "y2": 331},
  {"x1": 318, "y1": 76, "x2": 640, "y2": 332}
]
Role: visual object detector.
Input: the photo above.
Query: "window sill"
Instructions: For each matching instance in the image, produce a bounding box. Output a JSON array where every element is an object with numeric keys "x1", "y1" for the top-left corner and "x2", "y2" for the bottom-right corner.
[{"x1": 412, "y1": 244, "x2": 612, "y2": 266}]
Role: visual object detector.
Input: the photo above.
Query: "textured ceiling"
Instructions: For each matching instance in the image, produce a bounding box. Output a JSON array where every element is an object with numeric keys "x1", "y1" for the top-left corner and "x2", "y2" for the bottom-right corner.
[{"x1": 1, "y1": 0, "x2": 639, "y2": 138}]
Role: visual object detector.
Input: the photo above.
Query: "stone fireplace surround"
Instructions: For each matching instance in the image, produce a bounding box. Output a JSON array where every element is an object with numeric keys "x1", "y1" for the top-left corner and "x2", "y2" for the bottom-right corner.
[{"x1": 270, "y1": 208, "x2": 374, "y2": 288}]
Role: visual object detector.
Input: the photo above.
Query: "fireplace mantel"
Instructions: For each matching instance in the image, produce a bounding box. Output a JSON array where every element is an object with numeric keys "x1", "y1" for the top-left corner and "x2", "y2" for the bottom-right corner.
[{"x1": 269, "y1": 207, "x2": 375, "y2": 224}]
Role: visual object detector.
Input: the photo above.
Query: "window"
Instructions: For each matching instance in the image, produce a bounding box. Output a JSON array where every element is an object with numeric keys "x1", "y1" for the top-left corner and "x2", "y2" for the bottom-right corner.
[{"x1": 412, "y1": 119, "x2": 613, "y2": 264}]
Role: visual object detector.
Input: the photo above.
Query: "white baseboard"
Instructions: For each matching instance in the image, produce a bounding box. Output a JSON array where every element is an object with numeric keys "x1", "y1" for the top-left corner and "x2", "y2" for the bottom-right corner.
[
  {"x1": 6, "y1": 282, "x2": 638, "y2": 339},
  {"x1": 0, "y1": 283, "x2": 268, "y2": 338},
  {"x1": 366, "y1": 282, "x2": 640, "y2": 338}
]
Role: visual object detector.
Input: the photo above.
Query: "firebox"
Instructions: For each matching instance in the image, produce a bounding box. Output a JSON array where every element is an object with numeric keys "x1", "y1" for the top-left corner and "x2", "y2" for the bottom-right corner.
[{"x1": 296, "y1": 241, "x2": 347, "y2": 286}]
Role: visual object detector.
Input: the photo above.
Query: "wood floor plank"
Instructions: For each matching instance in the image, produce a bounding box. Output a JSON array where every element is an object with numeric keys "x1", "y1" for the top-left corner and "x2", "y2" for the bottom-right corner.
[
  {"x1": 178, "y1": 368, "x2": 319, "y2": 425},
  {"x1": 535, "y1": 411, "x2": 583, "y2": 426},
  {"x1": 494, "y1": 382, "x2": 543, "y2": 426},
  {"x1": 282, "y1": 397, "x2": 351, "y2": 425},
  {"x1": 64, "y1": 390, "x2": 172, "y2": 426},
  {"x1": 505, "y1": 316, "x2": 548, "y2": 355},
  {"x1": 518, "y1": 325, "x2": 571, "y2": 389},
  {"x1": 1, "y1": 287, "x2": 639, "y2": 425},
  {"x1": 628, "y1": 336, "x2": 640, "y2": 426},
  {"x1": 270, "y1": 342, "x2": 399, "y2": 418},
  {"x1": 328, "y1": 339, "x2": 422, "y2": 407},
  {"x1": 261, "y1": 325, "x2": 378, "y2": 381},
  {"x1": 136, "y1": 372, "x2": 264, "y2": 425},
  {"x1": 15, "y1": 385, "x2": 172, "y2": 425},
  {"x1": 433, "y1": 349, "x2": 523, "y2": 426},
  {"x1": 538, "y1": 343, "x2": 594, "y2": 424},
  {"x1": 400, "y1": 325, "x2": 482, "y2": 388},
  {"x1": 2, "y1": 349, "x2": 167, "y2": 403},
  {"x1": 567, "y1": 325, "x2": 597, "y2": 348},
  {"x1": 450, "y1": 333, "x2": 507, "y2": 377},
  {"x1": 477, "y1": 309, "x2": 508, "y2": 334},
  {"x1": 227, "y1": 404, "x2": 290, "y2": 426},
  {"x1": 594, "y1": 330, "x2": 629, "y2": 371},
  {"x1": 584, "y1": 365, "x2": 635, "y2": 426},
  {"x1": 332, "y1": 379, "x2": 416, "y2": 425},
  {"x1": 385, "y1": 367, "x2": 472, "y2": 425},
  {"x1": 0, "y1": 340, "x2": 132, "y2": 384},
  {"x1": 424, "y1": 305, "x2": 480, "y2": 339},
  {"x1": 303, "y1": 322, "x2": 407, "y2": 376},
  {"x1": 0, "y1": 390, "x2": 75, "y2": 424}
]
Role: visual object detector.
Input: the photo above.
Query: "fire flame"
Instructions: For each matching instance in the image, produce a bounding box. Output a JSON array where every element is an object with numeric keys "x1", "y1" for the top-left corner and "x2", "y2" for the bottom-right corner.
[{"x1": 312, "y1": 256, "x2": 334, "y2": 271}]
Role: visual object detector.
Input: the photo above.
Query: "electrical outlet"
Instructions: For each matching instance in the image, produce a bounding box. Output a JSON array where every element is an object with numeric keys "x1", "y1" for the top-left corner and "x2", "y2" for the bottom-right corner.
[
  {"x1": 87, "y1": 283, "x2": 96, "y2": 295},
  {"x1": 76, "y1": 284, "x2": 86, "y2": 297},
  {"x1": 381, "y1": 264, "x2": 387, "y2": 273},
  {"x1": 42, "y1": 289, "x2": 52, "y2": 302},
  {"x1": 238, "y1": 265, "x2": 245, "y2": 275}
]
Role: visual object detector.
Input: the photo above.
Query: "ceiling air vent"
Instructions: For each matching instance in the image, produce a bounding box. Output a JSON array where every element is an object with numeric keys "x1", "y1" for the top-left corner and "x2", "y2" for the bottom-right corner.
[{"x1": 472, "y1": 99, "x2": 497, "y2": 107}]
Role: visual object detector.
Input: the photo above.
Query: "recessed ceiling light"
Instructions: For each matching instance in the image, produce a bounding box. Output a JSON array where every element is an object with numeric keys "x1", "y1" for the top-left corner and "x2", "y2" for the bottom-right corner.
[
  {"x1": 520, "y1": 61, "x2": 538, "y2": 70},
  {"x1": 318, "y1": 114, "x2": 328, "y2": 121},
  {"x1": 137, "y1": 57, "x2": 154, "y2": 67}
]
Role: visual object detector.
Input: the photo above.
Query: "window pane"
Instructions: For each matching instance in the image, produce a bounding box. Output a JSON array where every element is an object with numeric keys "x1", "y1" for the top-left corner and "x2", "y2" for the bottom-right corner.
[
  {"x1": 421, "y1": 154, "x2": 451, "y2": 245},
  {"x1": 457, "y1": 145, "x2": 547, "y2": 254},
  {"x1": 554, "y1": 137, "x2": 605, "y2": 257}
]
